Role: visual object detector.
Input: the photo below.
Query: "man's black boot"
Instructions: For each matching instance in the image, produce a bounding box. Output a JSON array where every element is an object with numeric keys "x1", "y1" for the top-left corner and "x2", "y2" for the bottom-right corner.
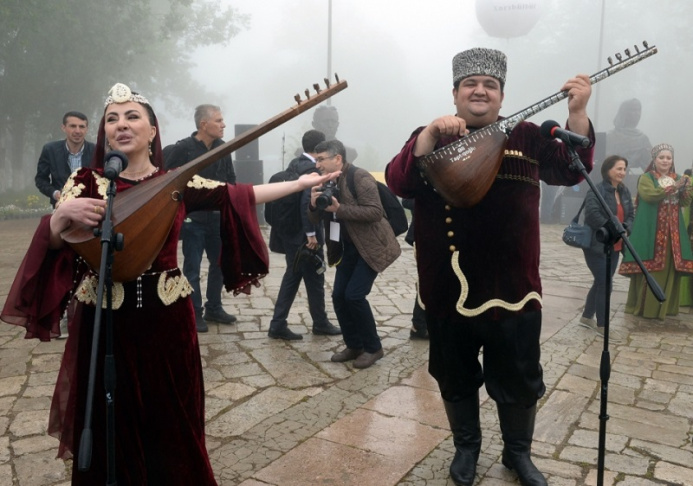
[
  {"x1": 497, "y1": 403, "x2": 547, "y2": 486},
  {"x1": 443, "y1": 393, "x2": 481, "y2": 486}
]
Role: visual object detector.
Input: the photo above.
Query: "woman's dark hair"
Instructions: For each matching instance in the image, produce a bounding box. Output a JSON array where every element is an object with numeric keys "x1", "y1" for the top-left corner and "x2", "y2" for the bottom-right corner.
[
  {"x1": 601, "y1": 155, "x2": 628, "y2": 183},
  {"x1": 92, "y1": 100, "x2": 163, "y2": 170}
]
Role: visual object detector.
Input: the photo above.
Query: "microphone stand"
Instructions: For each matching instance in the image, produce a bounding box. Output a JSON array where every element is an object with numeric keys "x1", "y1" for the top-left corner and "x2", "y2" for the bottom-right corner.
[
  {"x1": 563, "y1": 142, "x2": 665, "y2": 486},
  {"x1": 77, "y1": 176, "x2": 124, "y2": 486}
]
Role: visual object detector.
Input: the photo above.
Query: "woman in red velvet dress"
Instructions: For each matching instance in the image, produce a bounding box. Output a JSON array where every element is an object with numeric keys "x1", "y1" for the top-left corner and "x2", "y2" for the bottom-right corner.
[{"x1": 0, "y1": 83, "x2": 337, "y2": 485}]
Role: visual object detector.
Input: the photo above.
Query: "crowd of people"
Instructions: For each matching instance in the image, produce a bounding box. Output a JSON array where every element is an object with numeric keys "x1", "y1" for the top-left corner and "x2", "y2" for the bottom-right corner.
[{"x1": 2, "y1": 44, "x2": 692, "y2": 486}]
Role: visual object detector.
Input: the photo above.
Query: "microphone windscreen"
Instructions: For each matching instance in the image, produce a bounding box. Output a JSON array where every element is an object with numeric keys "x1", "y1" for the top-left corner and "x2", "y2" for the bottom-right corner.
[{"x1": 540, "y1": 120, "x2": 560, "y2": 139}]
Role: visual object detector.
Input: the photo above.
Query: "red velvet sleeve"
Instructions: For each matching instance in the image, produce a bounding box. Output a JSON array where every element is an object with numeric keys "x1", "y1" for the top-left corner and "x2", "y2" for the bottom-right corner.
[
  {"x1": 385, "y1": 127, "x2": 427, "y2": 199},
  {"x1": 1, "y1": 215, "x2": 80, "y2": 341},
  {"x1": 183, "y1": 180, "x2": 269, "y2": 295},
  {"x1": 219, "y1": 184, "x2": 269, "y2": 294}
]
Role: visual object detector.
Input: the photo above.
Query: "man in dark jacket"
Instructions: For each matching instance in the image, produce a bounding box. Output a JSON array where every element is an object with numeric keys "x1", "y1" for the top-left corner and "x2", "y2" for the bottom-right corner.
[
  {"x1": 35, "y1": 111, "x2": 95, "y2": 207},
  {"x1": 268, "y1": 130, "x2": 341, "y2": 340},
  {"x1": 309, "y1": 139, "x2": 401, "y2": 369},
  {"x1": 165, "y1": 104, "x2": 237, "y2": 333}
]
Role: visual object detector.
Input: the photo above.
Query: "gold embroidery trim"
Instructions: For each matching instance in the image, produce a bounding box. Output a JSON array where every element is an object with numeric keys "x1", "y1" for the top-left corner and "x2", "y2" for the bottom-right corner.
[
  {"x1": 74, "y1": 271, "x2": 193, "y2": 308},
  {"x1": 157, "y1": 272, "x2": 193, "y2": 306},
  {"x1": 75, "y1": 275, "x2": 125, "y2": 310},
  {"x1": 187, "y1": 175, "x2": 225, "y2": 190},
  {"x1": 93, "y1": 172, "x2": 110, "y2": 199},
  {"x1": 450, "y1": 251, "x2": 541, "y2": 317},
  {"x1": 55, "y1": 174, "x2": 86, "y2": 208},
  {"x1": 495, "y1": 174, "x2": 540, "y2": 187}
]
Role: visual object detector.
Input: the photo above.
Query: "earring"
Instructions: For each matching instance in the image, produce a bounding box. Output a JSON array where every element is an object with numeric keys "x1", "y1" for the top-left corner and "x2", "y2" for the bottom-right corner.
[
  {"x1": 148, "y1": 141, "x2": 153, "y2": 157},
  {"x1": 106, "y1": 140, "x2": 112, "y2": 151}
]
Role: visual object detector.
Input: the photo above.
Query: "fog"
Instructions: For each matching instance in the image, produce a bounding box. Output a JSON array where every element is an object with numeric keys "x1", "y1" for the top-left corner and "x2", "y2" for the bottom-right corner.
[{"x1": 155, "y1": 0, "x2": 691, "y2": 180}]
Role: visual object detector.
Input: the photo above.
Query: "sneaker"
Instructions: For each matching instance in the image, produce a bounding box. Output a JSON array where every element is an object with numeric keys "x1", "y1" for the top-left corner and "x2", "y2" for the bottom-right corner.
[
  {"x1": 56, "y1": 317, "x2": 69, "y2": 340},
  {"x1": 204, "y1": 308, "x2": 237, "y2": 324},
  {"x1": 578, "y1": 316, "x2": 597, "y2": 329},
  {"x1": 601, "y1": 327, "x2": 626, "y2": 345},
  {"x1": 579, "y1": 317, "x2": 625, "y2": 345}
]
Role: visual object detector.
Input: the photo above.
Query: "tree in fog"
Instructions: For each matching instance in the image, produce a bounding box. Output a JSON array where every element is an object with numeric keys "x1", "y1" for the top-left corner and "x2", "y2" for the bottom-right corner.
[{"x1": 0, "y1": 0, "x2": 248, "y2": 189}]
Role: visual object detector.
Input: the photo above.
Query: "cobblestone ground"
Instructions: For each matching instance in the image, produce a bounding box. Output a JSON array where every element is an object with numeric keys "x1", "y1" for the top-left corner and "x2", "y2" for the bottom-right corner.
[{"x1": 0, "y1": 218, "x2": 692, "y2": 485}]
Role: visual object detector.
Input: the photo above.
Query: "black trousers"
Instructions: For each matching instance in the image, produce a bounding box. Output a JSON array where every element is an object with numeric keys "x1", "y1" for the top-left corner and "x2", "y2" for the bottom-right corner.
[
  {"x1": 270, "y1": 240, "x2": 329, "y2": 330},
  {"x1": 427, "y1": 310, "x2": 545, "y2": 406}
]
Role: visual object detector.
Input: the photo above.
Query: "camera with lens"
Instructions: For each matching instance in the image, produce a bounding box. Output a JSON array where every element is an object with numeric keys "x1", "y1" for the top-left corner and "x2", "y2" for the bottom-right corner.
[
  {"x1": 293, "y1": 244, "x2": 326, "y2": 275},
  {"x1": 315, "y1": 180, "x2": 339, "y2": 210}
]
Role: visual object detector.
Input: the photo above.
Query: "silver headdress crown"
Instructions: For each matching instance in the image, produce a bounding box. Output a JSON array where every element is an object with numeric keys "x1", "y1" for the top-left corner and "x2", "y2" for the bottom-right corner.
[
  {"x1": 651, "y1": 143, "x2": 674, "y2": 160},
  {"x1": 104, "y1": 83, "x2": 150, "y2": 107},
  {"x1": 452, "y1": 48, "x2": 507, "y2": 88}
]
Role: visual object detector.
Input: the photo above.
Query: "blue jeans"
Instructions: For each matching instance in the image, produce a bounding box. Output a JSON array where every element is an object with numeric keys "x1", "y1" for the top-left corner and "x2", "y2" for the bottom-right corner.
[
  {"x1": 332, "y1": 241, "x2": 381, "y2": 353},
  {"x1": 582, "y1": 248, "x2": 620, "y2": 327},
  {"x1": 181, "y1": 213, "x2": 224, "y2": 315}
]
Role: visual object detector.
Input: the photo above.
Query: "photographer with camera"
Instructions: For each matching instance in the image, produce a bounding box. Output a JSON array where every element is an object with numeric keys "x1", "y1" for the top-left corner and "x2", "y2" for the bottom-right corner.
[
  {"x1": 268, "y1": 130, "x2": 342, "y2": 340},
  {"x1": 309, "y1": 140, "x2": 401, "y2": 369}
]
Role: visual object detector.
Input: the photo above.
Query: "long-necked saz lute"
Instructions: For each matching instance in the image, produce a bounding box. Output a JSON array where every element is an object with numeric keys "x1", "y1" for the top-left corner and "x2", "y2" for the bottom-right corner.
[
  {"x1": 62, "y1": 76, "x2": 348, "y2": 282},
  {"x1": 418, "y1": 41, "x2": 658, "y2": 208}
]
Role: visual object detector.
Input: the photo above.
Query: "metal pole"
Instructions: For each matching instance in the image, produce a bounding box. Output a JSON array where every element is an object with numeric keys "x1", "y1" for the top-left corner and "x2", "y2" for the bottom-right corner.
[
  {"x1": 327, "y1": 0, "x2": 333, "y2": 105},
  {"x1": 594, "y1": 0, "x2": 606, "y2": 128}
]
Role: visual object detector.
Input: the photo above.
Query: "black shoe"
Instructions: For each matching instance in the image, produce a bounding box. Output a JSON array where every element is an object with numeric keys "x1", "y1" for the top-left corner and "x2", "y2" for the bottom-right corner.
[
  {"x1": 268, "y1": 327, "x2": 303, "y2": 340},
  {"x1": 312, "y1": 322, "x2": 342, "y2": 335},
  {"x1": 196, "y1": 314, "x2": 208, "y2": 333},
  {"x1": 204, "y1": 308, "x2": 237, "y2": 324},
  {"x1": 410, "y1": 327, "x2": 429, "y2": 340}
]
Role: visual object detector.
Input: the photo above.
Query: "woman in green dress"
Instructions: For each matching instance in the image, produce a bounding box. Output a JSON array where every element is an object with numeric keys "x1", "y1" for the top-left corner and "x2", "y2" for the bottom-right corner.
[
  {"x1": 619, "y1": 143, "x2": 693, "y2": 319},
  {"x1": 678, "y1": 169, "x2": 693, "y2": 306}
]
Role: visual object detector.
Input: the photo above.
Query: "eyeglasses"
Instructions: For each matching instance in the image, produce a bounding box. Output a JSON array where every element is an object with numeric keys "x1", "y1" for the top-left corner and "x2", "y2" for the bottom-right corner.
[{"x1": 315, "y1": 155, "x2": 337, "y2": 163}]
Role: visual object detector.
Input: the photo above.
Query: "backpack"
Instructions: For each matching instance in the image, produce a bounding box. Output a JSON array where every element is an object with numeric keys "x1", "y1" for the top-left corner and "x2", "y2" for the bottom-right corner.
[
  {"x1": 345, "y1": 166, "x2": 408, "y2": 237},
  {"x1": 264, "y1": 168, "x2": 302, "y2": 235}
]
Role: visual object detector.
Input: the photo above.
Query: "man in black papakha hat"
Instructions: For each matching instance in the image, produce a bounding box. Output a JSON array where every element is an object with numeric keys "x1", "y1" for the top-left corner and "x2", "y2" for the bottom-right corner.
[{"x1": 386, "y1": 48, "x2": 594, "y2": 485}]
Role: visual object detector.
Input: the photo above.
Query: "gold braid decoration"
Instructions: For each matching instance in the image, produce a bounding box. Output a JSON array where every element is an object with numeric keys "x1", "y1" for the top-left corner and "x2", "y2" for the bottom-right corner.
[
  {"x1": 450, "y1": 251, "x2": 541, "y2": 317},
  {"x1": 157, "y1": 272, "x2": 193, "y2": 306},
  {"x1": 495, "y1": 174, "x2": 540, "y2": 187},
  {"x1": 75, "y1": 275, "x2": 125, "y2": 309},
  {"x1": 187, "y1": 175, "x2": 225, "y2": 190}
]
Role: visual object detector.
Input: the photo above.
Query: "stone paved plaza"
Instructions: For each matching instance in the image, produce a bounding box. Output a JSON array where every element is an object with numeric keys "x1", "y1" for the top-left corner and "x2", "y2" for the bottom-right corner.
[{"x1": 1, "y1": 217, "x2": 692, "y2": 485}]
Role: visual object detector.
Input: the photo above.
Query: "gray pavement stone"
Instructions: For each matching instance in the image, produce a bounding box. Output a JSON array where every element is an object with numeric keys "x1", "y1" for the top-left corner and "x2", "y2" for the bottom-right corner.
[
  {"x1": 1, "y1": 220, "x2": 693, "y2": 485},
  {"x1": 654, "y1": 461, "x2": 693, "y2": 485}
]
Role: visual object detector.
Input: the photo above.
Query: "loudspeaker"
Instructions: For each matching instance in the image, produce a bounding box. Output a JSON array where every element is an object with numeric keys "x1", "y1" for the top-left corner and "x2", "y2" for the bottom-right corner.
[
  {"x1": 234, "y1": 160, "x2": 263, "y2": 186},
  {"x1": 234, "y1": 124, "x2": 259, "y2": 161},
  {"x1": 233, "y1": 124, "x2": 264, "y2": 223}
]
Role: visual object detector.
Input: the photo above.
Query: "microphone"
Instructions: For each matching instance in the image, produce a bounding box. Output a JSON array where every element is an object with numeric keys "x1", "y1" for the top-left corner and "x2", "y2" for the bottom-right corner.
[
  {"x1": 103, "y1": 150, "x2": 129, "y2": 180},
  {"x1": 540, "y1": 120, "x2": 591, "y2": 148}
]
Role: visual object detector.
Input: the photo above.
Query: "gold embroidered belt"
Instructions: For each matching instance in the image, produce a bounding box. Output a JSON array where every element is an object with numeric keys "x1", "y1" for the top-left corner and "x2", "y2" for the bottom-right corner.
[{"x1": 75, "y1": 268, "x2": 193, "y2": 309}]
